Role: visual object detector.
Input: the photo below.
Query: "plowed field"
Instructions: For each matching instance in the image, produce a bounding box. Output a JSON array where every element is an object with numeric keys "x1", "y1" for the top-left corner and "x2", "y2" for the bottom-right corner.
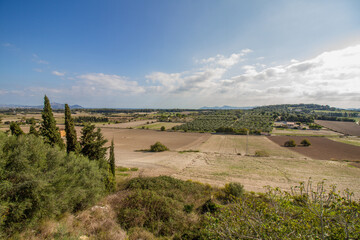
[
  {"x1": 267, "y1": 136, "x2": 360, "y2": 161},
  {"x1": 315, "y1": 120, "x2": 360, "y2": 136}
]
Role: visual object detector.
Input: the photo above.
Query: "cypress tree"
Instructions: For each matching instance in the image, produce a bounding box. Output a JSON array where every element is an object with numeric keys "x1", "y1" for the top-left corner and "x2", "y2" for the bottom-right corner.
[
  {"x1": 109, "y1": 139, "x2": 115, "y2": 176},
  {"x1": 80, "y1": 124, "x2": 107, "y2": 161},
  {"x1": 10, "y1": 122, "x2": 24, "y2": 136},
  {"x1": 29, "y1": 123, "x2": 39, "y2": 136},
  {"x1": 65, "y1": 104, "x2": 80, "y2": 153},
  {"x1": 40, "y1": 95, "x2": 64, "y2": 148}
]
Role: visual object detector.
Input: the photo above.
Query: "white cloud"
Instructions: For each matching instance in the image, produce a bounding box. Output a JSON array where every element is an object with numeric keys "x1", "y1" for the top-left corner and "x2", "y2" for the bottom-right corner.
[
  {"x1": 0, "y1": 89, "x2": 8, "y2": 95},
  {"x1": 213, "y1": 44, "x2": 360, "y2": 107},
  {"x1": 2, "y1": 43, "x2": 13, "y2": 48},
  {"x1": 144, "y1": 44, "x2": 360, "y2": 108},
  {"x1": 147, "y1": 50, "x2": 252, "y2": 95},
  {"x1": 32, "y1": 54, "x2": 49, "y2": 64},
  {"x1": 3, "y1": 45, "x2": 360, "y2": 108},
  {"x1": 76, "y1": 73, "x2": 145, "y2": 95},
  {"x1": 52, "y1": 71, "x2": 65, "y2": 76}
]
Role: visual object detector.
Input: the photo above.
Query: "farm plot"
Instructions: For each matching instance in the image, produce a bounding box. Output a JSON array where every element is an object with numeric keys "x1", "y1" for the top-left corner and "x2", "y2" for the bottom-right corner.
[
  {"x1": 199, "y1": 135, "x2": 303, "y2": 158},
  {"x1": 174, "y1": 113, "x2": 274, "y2": 133},
  {"x1": 315, "y1": 120, "x2": 360, "y2": 136},
  {"x1": 73, "y1": 127, "x2": 360, "y2": 198},
  {"x1": 267, "y1": 136, "x2": 360, "y2": 161},
  {"x1": 136, "y1": 122, "x2": 182, "y2": 130},
  {"x1": 271, "y1": 128, "x2": 341, "y2": 136}
]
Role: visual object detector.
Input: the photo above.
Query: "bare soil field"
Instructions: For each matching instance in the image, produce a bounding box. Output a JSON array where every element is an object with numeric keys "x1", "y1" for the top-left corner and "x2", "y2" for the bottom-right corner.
[
  {"x1": 267, "y1": 136, "x2": 360, "y2": 161},
  {"x1": 271, "y1": 128, "x2": 341, "y2": 136},
  {"x1": 94, "y1": 120, "x2": 157, "y2": 129},
  {"x1": 315, "y1": 120, "x2": 360, "y2": 136}
]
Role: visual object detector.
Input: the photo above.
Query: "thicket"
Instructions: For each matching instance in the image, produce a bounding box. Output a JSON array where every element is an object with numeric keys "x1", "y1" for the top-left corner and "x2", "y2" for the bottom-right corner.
[
  {"x1": 117, "y1": 176, "x2": 213, "y2": 238},
  {"x1": 0, "y1": 133, "x2": 106, "y2": 237},
  {"x1": 150, "y1": 142, "x2": 169, "y2": 152},
  {"x1": 114, "y1": 177, "x2": 360, "y2": 239},
  {"x1": 284, "y1": 139, "x2": 296, "y2": 147},
  {"x1": 7, "y1": 176, "x2": 360, "y2": 239},
  {"x1": 301, "y1": 139, "x2": 311, "y2": 146},
  {"x1": 1, "y1": 96, "x2": 116, "y2": 238},
  {"x1": 74, "y1": 116, "x2": 109, "y2": 123},
  {"x1": 202, "y1": 182, "x2": 360, "y2": 239}
]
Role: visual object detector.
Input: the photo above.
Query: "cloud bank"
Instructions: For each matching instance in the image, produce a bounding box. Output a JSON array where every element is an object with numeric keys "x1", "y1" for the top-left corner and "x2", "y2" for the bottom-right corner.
[{"x1": 2, "y1": 45, "x2": 360, "y2": 108}]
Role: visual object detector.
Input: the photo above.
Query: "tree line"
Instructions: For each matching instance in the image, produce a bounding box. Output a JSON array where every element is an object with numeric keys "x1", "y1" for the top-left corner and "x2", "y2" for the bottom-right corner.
[{"x1": 1, "y1": 95, "x2": 116, "y2": 237}]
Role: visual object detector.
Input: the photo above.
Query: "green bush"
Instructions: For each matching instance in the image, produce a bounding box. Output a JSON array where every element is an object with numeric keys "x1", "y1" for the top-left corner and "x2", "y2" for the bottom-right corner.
[
  {"x1": 284, "y1": 139, "x2": 296, "y2": 147},
  {"x1": 224, "y1": 182, "x2": 244, "y2": 199},
  {"x1": 254, "y1": 150, "x2": 270, "y2": 157},
  {"x1": 301, "y1": 139, "x2": 311, "y2": 146},
  {"x1": 150, "y1": 142, "x2": 169, "y2": 152},
  {"x1": 118, "y1": 189, "x2": 187, "y2": 236},
  {"x1": 0, "y1": 133, "x2": 105, "y2": 237},
  {"x1": 201, "y1": 182, "x2": 360, "y2": 240},
  {"x1": 160, "y1": 126, "x2": 165, "y2": 131}
]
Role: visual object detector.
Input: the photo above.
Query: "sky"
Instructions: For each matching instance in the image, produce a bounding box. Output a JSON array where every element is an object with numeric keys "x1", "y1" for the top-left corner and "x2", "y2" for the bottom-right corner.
[{"x1": 0, "y1": 0, "x2": 360, "y2": 108}]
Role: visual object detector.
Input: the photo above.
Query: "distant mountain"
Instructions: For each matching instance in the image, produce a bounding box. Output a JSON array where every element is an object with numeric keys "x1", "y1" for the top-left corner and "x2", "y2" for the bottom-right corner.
[
  {"x1": 0, "y1": 103, "x2": 83, "y2": 109},
  {"x1": 200, "y1": 105, "x2": 255, "y2": 110},
  {"x1": 346, "y1": 108, "x2": 360, "y2": 111}
]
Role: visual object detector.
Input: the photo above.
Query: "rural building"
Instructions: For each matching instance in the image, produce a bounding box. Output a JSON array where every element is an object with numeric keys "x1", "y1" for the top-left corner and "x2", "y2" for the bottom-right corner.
[{"x1": 59, "y1": 130, "x2": 66, "y2": 137}]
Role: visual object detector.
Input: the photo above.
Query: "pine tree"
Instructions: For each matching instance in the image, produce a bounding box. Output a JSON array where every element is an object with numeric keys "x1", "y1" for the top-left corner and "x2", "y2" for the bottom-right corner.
[
  {"x1": 65, "y1": 104, "x2": 80, "y2": 153},
  {"x1": 40, "y1": 95, "x2": 64, "y2": 148},
  {"x1": 10, "y1": 122, "x2": 24, "y2": 136},
  {"x1": 80, "y1": 124, "x2": 107, "y2": 161},
  {"x1": 109, "y1": 139, "x2": 115, "y2": 176}
]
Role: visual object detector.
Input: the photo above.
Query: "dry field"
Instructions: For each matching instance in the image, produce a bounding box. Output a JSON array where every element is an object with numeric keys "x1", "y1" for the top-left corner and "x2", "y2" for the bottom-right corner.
[
  {"x1": 315, "y1": 120, "x2": 360, "y2": 136},
  {"x1": 94, "y1": 120, "x2": 156, "y2": 129},
  {"x1": 2, "y1": 122, "x2": 359, "y2": 198},
  {"x1": 94, "y1": 128, "x2": 360, "y2": 198}
]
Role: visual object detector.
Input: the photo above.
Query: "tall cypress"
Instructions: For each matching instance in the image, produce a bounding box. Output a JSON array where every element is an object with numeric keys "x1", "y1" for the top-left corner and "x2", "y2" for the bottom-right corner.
[
  {"x1": 29, "y1": 123, "x2": 39, "y2": 136},
  {"x1": 80, "y1": 124, "x2": 107, "y2": 161},
  {"x1": 10, "y1": 122, "x2": 24, "y2": 136},
  {"x1": 109, "y1": 139, "x2": 115, "y2": 176},
  {"x1": 65, "y1": 104, "x2": 80, "y2": 153},
  {"x1": 40, "y1": 95, "x2": 64, "y2": 148}
]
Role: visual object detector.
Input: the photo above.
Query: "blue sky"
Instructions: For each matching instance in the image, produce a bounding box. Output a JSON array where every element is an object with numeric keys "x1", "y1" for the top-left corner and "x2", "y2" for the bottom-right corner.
[{"x1": 1, "y1": 0, "x2": 360, "y2": 108}]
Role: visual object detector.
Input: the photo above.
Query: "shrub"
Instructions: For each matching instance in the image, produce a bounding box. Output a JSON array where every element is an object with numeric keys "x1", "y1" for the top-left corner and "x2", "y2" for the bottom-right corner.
[
  {"x1": 284, "y1": 139, "x2": 296, "y2": 147},
  {"x1": 223, "y1": 182, "x2": 244, "y2": 199},
  {"x1": 301, "y1": 139, "x2": 311, "y2": 146},
  {"x1": 183, "y1": 204, "x2": 194, "y2": 213},
  {"x1": 0, "y1": 133, "x2": 105, "y2": 237},
  {"x1": 254, "y1": 150, "x2": 270, "y2": 157},
  {"x1": 160, "y1": 126, "x2": 165, "y2": 131},
  {"x1": 117, "y1": 189, "x2": 186, "y2": 236},
  {"x1": 150, "y1": 142, "x2": 169, "y2": 152}
]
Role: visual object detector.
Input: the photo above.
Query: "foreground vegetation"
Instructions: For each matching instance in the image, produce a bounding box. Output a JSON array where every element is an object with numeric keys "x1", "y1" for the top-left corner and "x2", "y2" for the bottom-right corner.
[
  {"x1": 8, "y1": 176, "x2": 360, "y2": 239},
  {"x1": 1, "y1": 96, "x2": 116, "y2": 238}
]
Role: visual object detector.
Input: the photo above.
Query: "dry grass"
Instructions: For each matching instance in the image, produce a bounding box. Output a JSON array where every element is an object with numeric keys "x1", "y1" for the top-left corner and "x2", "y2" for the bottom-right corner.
[{"x1": 19, "y1": 195, "x2": 128, "y2": 240}]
